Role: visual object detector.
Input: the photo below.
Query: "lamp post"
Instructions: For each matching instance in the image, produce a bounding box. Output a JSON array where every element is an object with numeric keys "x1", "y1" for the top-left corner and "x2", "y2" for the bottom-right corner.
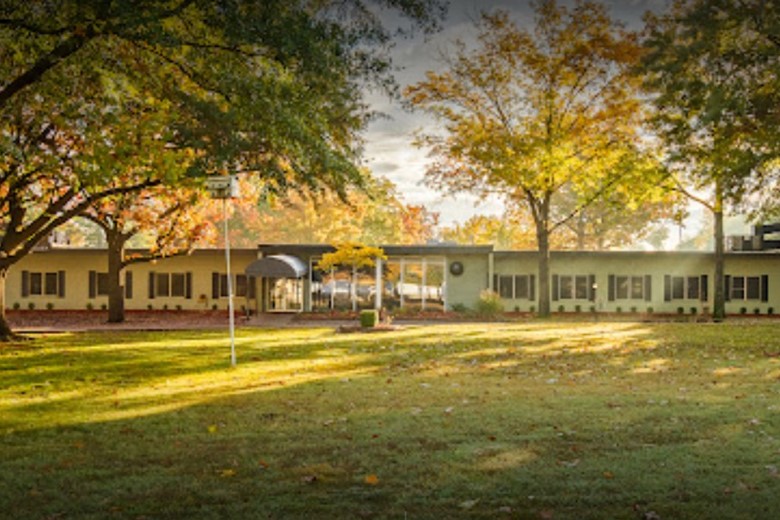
[{"x1": 206, "y1": 175, "x2": 240, "y2": 367}]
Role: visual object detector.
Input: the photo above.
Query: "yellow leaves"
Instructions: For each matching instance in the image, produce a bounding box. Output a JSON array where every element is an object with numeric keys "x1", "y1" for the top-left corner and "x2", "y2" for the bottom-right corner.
[
  {"x1": 207, "y1": 424, "x2": 218, "y2": 434},
  {"x1": 219, "y1": 469, "x2": 236, "y2": 478},
  {"x1": 363, "y1": 474, "x2": 379, "y2": 486},
  {"x1": 316, "y1": 243, "x2": 386, "y2": 272}
]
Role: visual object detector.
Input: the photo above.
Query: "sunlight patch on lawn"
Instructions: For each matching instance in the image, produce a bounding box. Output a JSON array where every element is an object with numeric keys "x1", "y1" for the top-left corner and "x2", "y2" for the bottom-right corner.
[{"x1": 632, "y1": 357, "x2": 672, "y2": 374}]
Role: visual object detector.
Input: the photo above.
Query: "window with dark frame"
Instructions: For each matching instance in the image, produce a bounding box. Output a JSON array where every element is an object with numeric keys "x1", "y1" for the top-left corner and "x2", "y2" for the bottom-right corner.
[
  {"x1": 498, "y1": 275, "x2": 513, "y2": 299},
  {"x1": 609, "y1": 274, "x2": 651, "y2": 302},
  {"x1": 515, "y1": 275, "x2": 529, "y2": 299},
  {"x1": 616, "y1": 276, "x2": 629, "y2": 299},
  {"x1": 672, "y1": 276, "x2": 685, "y2": 299},
  {"x1": 22, "y1": 271, "x2": 65, "y2": 298},
  {"x1": 687, "y1": 276, "x2": 700, "y2": 300},
  {"x1": 171, "y1": 273, "x2": 186, "y2": 297},
  {"x1": 156, "y1": 273, "x2": 171, "y2": 297},
  {"x1": 559, "y1": 275, "x2": 573, "y2": 299},
  {"x1": 630, "y1": 276, "x2": 644, "y2": 300},
  {"x1": 746, "y1": 277, "x2": 760, "y2": 300},
  {"x1": 726, "y1": 275, "x2": 768, "y2": 302},
  {"x1": 575, "y1": 276, "x2": 588, "y2": 300}
]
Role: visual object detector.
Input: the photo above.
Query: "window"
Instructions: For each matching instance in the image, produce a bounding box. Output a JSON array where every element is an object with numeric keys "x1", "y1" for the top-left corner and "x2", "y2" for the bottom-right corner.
[
  {"x1": 171, "y1": 273, "x2": 186, "y2": 297},
  {"x1": 149, "y1": 272, "x2": 191, "y2": 299},
  {"x1": 616, "y1": 276, "x2": 629, "y2": 299},
  {"x1": 212, "y1": 273, "x2": 250, "y2": 298},
  {"x1": 89, "y1": 271, "x2": 132, "y2": 298},
  {"x1": 156, "y1": 273, "x2": 170, "y2": 297},
  {"x1": 575, "y1": 276, "x2": 588, "y2": 300},
  {"x1": 21, "y1": 271, "x2": 65, "y2": 298},
  {"x1": 553, "y1": 274, "x2": 595, "y2": 301},
  {"x1": 609, "y1": 275, "x2": 651, "y2": 301},
  {"x1": 559, "y1": 276, "x2": 573, "y2": 299},
  {"x1": 687, "y1": 277, "x2": 700, "y2": 300},
  {"x1": 727, "y1": 275, "x2": 768, "y2": 302},
  {"x1": 30, "y1": 272, "x2": 42, "y2": 295},
  {"x1": 498, "y1": 275, "x2": 513, "y2": 299},
  {"x1": 515, "y1": 275, "x2": 532, "y2": 300},
  {"x1": 493, "y1": 274, "x2": 535, "y2": 300},
  {"x1": 664, "y1": 275, "x2": 707, "y2": 302}
]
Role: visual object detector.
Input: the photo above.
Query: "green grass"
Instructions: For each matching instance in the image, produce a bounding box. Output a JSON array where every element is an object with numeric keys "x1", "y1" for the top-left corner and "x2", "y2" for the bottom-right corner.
[{"x1": 2, "y1": 322, "x2": 780, "y2": 519}]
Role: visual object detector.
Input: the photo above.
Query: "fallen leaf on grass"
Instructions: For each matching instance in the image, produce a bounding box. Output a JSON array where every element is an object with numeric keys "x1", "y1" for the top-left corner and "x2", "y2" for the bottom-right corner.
[
  {"x1": 603, "y1": 471, "x2": 614, "y2": 479},
  {"x1": 459, "y1": 499, "x2": 479, "y2": 510},
  {"x1": 207, "y1": 424, "x2": 218, "y2": 434},
  {"x1": 364, "y1": 474, "x2": 379, "y2": 485},
  {"x1": 219, "y1": 469, "x2": 236, "y2": 478},
  {"x1": 302, "y1": 475, "x2": 318, "y2": 484}
]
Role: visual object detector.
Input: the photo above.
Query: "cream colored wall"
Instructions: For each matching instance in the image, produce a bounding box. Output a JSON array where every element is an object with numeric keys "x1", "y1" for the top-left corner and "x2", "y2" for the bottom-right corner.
[{"x1": 7, "y1": 249, "x2": 259, "y2": 311}]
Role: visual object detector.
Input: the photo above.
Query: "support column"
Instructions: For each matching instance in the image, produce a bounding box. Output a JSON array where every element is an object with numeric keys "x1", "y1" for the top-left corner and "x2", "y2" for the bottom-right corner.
[{"x1": 374, "y1": 257, "x2": 383, "y2": 310}]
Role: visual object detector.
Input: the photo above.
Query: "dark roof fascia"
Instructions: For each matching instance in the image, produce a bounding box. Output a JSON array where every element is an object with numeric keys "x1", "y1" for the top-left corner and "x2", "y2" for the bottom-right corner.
[
  {"x1": 257, "y1": 244, "x2": 494, "y2": 257},
  {"x1": 29, "y1": 247, "x2": 258, "y2": 256},
  {"x1": 493, "y1": 249, "x2": 780, "y2": 259}
]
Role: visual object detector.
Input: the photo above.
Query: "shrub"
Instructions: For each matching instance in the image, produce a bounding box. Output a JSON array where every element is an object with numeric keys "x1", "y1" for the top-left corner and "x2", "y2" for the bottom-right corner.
[
  {"x1": 690, "y1": 307, "x2": 698, "y2": 315},
  {"x1": 27, "y1": 302, "x2": 35, "y2": 310},
  {"x1": 100, "y1": 303, "x2": 107, "y2": 311},
  {"x1": 475, "y1": 290, "x2": 503, "y2": 317},
  {"x1": 754, "y1": 308, "x2": 761, "y2": 315},
  {"x1": 630, "y1": 306, "x2": 637, "y2": 313},
  {"x1": 360, "y1": 309, "x2": 379, "y2": 328},
  {"x1": 46, "y1": 302, "x2": 54, "y2": 310},
  {"x1": 148, "y1": 304, "x2": 154, "y2": 310},
  {"x1": 677, "y1": 307, "x2": 685, "y2": 315},
  {"x1": 450, "y1": 302, "x2": 468, "y2": 314},
  {"x1": 740, "y1": 307, "x2": 748, "y2": 315},
  {"x1": 514, "y1": 305, "x2": 520, "y2": 312},
  {"x1": 769, "y1": 307, "x2": 775, "y2": 315},
  {"x1": 12, "y1": 302, "x2": 20, "y2": 310},
  {"x1": 589, "y1": 305, "x2": 597, "y2": 313},
  {"x1": 574, "y1": 304, "x2": 582, "y2": 313},
  {"x1": 530, "y1": 305, "x2": 536, "y2": 313},
  {"x1": 162, "y1": 304, "x2": 169, "y2": 311},
  {"x1": 211, "y1": 304, "x2": 218, "y2": 311},
  {"x1": 615, "y1": 306, "x2": 622, "y2": 313},
  {"x1": 646, "y1": 307, "x2": 654, "y2": 314},
  {"x1": 86, "y1": 302, "x2": 94, "y2": 311},
  {"x1": 176, "y1": 304, "x2": 183, "y2": 311}
]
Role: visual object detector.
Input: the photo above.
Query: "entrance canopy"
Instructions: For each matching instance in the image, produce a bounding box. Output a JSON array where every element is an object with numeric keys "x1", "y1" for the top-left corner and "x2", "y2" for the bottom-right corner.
[{"x1": 245, "y1": 254, "x2": 308, "y2": 279}]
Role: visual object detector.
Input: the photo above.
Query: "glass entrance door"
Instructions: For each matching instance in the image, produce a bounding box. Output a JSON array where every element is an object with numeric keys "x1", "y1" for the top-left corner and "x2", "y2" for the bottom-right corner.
[{"x1": 267, "y1": 278, "x2": 303, "y2": 312}]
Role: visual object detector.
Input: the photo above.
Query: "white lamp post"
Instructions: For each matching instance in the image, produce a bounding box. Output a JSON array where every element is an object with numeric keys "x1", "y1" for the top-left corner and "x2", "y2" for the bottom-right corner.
[{"x1": 206, "y1": 175, "x2": 240, "y2": 367}]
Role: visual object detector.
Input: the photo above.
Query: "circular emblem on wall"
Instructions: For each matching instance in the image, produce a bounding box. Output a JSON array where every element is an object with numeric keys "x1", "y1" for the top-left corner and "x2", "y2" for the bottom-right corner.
[{"x1": 449, "y1": 261, "x2": 464, "y2": 276}]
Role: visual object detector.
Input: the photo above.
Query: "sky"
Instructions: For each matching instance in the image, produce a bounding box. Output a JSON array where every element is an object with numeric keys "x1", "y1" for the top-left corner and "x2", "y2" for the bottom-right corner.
[{"x1": 360, "y1": 0, "x2": 704, "y2": 237}]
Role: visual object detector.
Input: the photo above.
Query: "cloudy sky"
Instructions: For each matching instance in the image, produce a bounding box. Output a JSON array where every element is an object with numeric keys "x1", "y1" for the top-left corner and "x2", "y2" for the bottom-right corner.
[{"x1": 362, "y1": 0, "x2": 670, "y2": 226}]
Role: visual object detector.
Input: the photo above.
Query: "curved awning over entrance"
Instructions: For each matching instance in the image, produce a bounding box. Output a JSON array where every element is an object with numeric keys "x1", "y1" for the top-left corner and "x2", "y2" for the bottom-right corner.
[{"x1": 245, "y1": 254, "x2": 308, "y2": 279}]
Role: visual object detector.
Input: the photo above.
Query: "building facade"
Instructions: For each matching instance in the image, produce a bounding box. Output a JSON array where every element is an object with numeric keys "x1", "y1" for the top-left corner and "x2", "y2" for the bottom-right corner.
[{"x1": 6, "y1": 239, "x2": 779, "y2": 316}]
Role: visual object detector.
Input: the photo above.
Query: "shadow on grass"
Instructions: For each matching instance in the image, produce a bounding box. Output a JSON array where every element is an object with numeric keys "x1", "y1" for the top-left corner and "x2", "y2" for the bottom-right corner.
[{"x1": 2, "y1": 322, "x2": 780, "y2": 518}]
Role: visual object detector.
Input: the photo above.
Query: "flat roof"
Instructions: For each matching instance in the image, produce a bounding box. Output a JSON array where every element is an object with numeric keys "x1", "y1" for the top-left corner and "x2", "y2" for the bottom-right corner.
[{"x1": 257, "y1": 244, "x2": 494, "y2": 256}]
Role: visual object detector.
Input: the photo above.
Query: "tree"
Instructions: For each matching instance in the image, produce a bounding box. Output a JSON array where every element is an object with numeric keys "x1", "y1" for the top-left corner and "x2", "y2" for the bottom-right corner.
[
  {"x1": 440, "y1": 214, "x2": 537, "y2": 250},
  {"x1": 0, "y1": 0, "x2": 445, "y2": 338},
  {"x1": 406, "y1": 1, "x2": 662, "y2": 316},
  {"x1": 201, "y1": 176, "x2": 439, "y2": 247},
  {"x1": 641, "y1": 0, "x2": 780, "y2": 321},
  {"x1": 84, "y1": 183, "x2": 212, "y2": 323},
  {"x1": 316, "y1": 243, "x2": 387, "y2": 311}
]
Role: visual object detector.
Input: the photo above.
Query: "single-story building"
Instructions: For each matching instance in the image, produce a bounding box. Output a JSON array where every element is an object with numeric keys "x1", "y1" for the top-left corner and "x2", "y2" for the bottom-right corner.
[{"x1": 6, "y1": 225, "x2": 779, "y2": 315}]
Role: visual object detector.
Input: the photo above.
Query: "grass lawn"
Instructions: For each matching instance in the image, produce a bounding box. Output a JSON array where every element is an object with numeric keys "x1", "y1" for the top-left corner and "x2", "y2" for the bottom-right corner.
[{"x1": 2, "y1": 321, "x2": 780, "y2": 519}]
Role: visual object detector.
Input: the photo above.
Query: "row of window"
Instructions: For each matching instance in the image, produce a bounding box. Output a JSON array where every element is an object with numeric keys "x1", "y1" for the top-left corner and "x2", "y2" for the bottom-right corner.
[
  {"x1": 492, "y1": 273, "x2": 769, "y2": 302},
  {"x1": 21, "y1": 270, "x2": 254, "y2": 299}
]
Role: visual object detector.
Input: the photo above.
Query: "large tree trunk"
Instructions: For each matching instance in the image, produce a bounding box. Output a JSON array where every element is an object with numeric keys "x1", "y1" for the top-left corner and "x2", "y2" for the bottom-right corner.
[
  {"x1": 0, "y1": 266, "x2": 21, "y2": 341},
  {"x1": 712, "y1": 181, "x2": 726, "y2": 322},
  {"x1": 537, "y1": 226, "x2": 551, "y2": 318},
  {"x1": 106, "y1": 231, "x2": 126, "y2": 323}
]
